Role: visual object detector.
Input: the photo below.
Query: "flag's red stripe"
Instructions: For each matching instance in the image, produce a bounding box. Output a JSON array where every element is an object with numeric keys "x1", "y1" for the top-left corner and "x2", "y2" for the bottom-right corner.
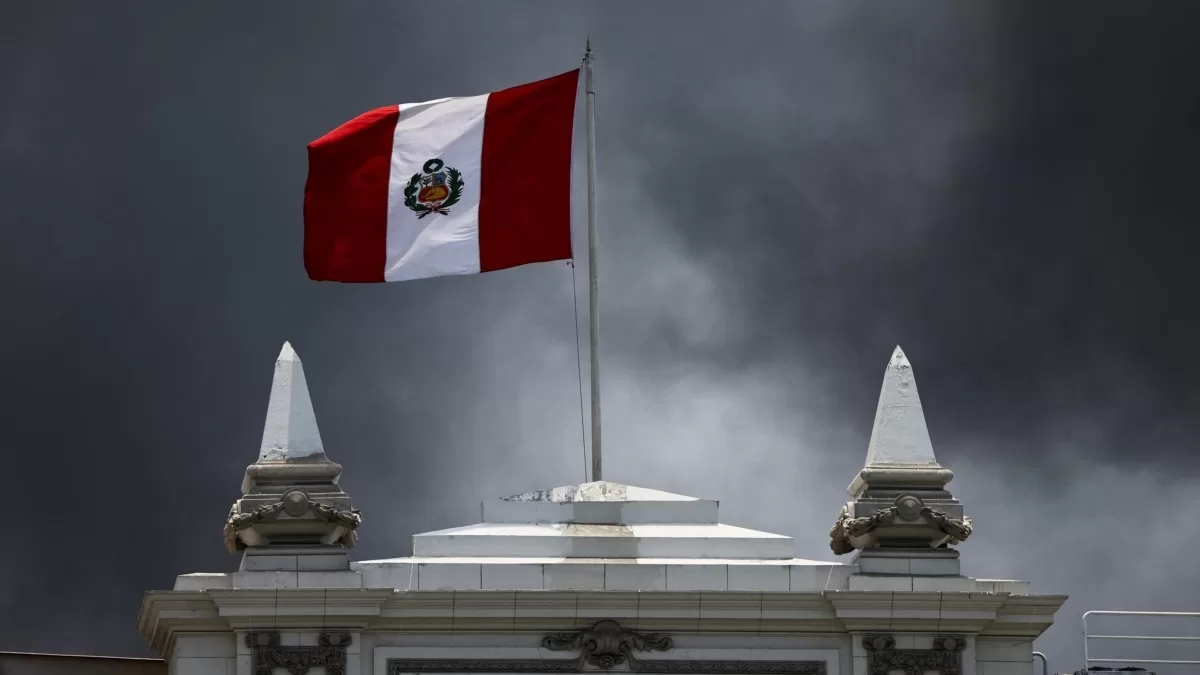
[
  {"x1": 478, "y1": 69, "x2": 580, "y2": 273},
  {"x1": 303, "y1": 106, "x2": 397, "y2": 282}
]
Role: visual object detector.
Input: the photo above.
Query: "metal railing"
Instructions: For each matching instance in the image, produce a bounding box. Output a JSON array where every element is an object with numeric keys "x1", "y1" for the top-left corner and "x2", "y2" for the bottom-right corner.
[
  {"x1": 1082, "y1": 610, "x2": 1200, "y2": 668},
  {"x1": 1032, "y1": 651, "x2": 1047, "y2": 675}
]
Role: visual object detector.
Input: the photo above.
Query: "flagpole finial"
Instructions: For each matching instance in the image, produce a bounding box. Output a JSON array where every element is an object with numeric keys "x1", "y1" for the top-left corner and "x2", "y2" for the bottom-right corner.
[{"x1": 584, "y1": 34, "x2": 592, "y2": 59}]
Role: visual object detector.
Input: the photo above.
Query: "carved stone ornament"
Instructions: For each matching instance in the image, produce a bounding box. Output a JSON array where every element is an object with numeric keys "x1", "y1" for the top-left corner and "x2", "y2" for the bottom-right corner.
[
  {"x1": 861, "y1": 635, "x2": 966, "y2": 675},
  {"x1": 541, "y1": 620, "x2": 673, "y2": 669},
  {"x1": 828, "y1": 494, "x2": 973, "y2": 555},
  {"x1": 223, "y1": 489, "x2": 363, "y2": 552},
  {"x1": 246, "y1": 630, "x2": 351, "y2": 675}
]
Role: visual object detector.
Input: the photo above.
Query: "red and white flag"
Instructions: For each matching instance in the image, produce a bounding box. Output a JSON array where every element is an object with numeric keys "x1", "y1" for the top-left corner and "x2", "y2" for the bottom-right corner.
[{"x1": 304, "y1": 69, "x2": 580, "y2": 283}]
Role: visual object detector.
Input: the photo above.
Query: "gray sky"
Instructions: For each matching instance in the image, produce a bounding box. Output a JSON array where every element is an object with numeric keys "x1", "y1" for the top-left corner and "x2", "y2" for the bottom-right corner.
[{"x1": 2, "y1": 1, "x2": 1199, "y2": 671}]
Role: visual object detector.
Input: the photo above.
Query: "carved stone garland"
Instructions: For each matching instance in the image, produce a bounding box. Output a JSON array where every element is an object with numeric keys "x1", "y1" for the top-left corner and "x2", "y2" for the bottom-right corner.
[
  {"x1": 861, "y1": 635, "x2": 966, "y2": 675},
  {"x1": 224, "y1": 489, "x2": 363, "y2": 552},
  {"x1": 829, "y1": 494, "x2": 973, "y2": 555},
  {"x1": 246, "y1": 630, "x2": 352, "y2": 675}
]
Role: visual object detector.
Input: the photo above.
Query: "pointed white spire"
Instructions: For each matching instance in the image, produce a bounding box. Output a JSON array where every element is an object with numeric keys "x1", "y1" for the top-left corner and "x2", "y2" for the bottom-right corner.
[
  {"x1": 258, "y1": 341, "x2": 325, "y2": 462},
  {"x1": 863, "y1": 346, "x2": 940, "y2": 467}
]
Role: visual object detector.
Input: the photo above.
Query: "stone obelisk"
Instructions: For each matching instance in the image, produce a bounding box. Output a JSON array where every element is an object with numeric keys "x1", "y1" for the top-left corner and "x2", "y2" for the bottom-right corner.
[{"x1": 223, "y1": 342, "x2": 362, "y2": 571}]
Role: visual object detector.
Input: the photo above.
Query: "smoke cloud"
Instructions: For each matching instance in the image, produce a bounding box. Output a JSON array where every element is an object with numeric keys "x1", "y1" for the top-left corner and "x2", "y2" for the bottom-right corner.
[{"x1": 2, "y1": 2, "x2": 1198, "y2": 671}]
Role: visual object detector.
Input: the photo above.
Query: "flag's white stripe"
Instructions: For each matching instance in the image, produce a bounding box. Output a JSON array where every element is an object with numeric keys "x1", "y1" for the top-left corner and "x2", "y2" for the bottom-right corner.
[{"x1": 384, "y1": 94, "x2": 490, "y2": 282}]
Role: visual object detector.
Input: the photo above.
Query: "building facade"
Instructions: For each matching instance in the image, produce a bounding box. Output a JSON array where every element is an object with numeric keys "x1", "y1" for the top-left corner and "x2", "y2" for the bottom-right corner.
[{"x1": 137, "y1": 344, "x2": 1065, "y2": 675}]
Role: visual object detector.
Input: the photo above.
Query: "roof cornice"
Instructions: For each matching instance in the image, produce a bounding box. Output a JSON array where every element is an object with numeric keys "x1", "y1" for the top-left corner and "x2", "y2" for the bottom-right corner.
[{"x1": 138, "y1": 587, "x2": 1064, "y2": 656}]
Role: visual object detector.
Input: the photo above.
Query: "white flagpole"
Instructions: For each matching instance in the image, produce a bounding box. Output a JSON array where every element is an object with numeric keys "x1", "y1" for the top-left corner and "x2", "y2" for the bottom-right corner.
[{"x1": 583, "y1": 38, "x2": 603, "y2": 483}]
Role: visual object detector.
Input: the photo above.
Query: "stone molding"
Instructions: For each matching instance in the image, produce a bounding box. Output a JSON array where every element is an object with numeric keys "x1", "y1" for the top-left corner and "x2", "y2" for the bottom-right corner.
[
  {"x1": 246, "y1": 630, "x2": 352, "y2": 675},
  {"x1": 385, "y1": 623, "x2": 828, "y2": 674},
  {"x1": 387, "y1": 660, "x2": 578, "y2": 673},
  {"x1": 385, "y1": 659, "x2": 827, "y2": 674},
  {"x1": 634, "y1": 663, "x2": 825, "y2": 674},
  {"x1": 861, "y1": 635, "x2": 965, "y2": 675},
  {"x1": 137, "y1": 588, "x2": 1066, "y2": 656}
]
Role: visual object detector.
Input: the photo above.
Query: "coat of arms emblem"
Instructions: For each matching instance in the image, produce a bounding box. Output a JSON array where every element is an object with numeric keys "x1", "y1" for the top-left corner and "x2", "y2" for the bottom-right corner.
[{"x1": 403, "y1": 158, "x2": 464, "y2": 218}]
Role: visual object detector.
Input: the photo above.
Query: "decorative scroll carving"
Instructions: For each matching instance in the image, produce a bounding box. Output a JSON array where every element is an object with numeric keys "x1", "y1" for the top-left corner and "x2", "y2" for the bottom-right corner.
[
  {"x1": 387, "y1": 658, "x2": 827, "y2": 674},
  {"x1": 861, "y1": 635, "x2": 965, "y2": 675},
  {"x1": 245, "y1": 630, "x2": 351, "y2": 675},
  {"x1": 828, "y1": 495, "x2": 973, "y2": 555},
  {"x1": 542, "y1": 619, "x2": 673, "y2": 669}
]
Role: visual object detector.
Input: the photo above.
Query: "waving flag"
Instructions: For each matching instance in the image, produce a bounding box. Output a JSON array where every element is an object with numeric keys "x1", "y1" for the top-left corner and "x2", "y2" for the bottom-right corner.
[{"x1": 304, "y1": 69, "x2": 580, "y2": 283}]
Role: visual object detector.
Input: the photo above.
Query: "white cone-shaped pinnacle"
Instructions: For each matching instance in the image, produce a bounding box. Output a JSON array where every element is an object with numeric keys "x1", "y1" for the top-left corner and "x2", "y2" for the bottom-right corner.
[
  {"x1": 863, "y1": 346, "x2": 940, "y2": 467},
  {"x1": 258, "y1": 341, "x2": 326, "y2": 462}
]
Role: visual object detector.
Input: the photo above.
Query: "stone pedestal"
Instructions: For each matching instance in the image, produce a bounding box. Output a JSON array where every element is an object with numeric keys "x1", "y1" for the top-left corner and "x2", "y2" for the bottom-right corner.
[
  {"x1": 853, "y1": 547, "x2": 961, "y2": 576},
  {"x1": 829, "y1": 347, "x2": 972, "y2": 577},
  {"x1": 239, "y1": 545, "x2": 352, "y2": 572},
  {"x1": 222, "y1": 343, "x2": 362, "y2": 569}
]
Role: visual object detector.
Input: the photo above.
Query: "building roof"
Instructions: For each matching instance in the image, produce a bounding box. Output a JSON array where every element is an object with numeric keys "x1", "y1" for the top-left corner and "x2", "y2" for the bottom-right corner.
[{"x1": 353, "y1": 480, "x2": 845, "y2": 592}]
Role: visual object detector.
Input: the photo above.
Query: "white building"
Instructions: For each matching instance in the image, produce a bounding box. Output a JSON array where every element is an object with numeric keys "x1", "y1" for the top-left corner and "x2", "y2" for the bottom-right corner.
[{"x1": 136, "y1": 343, "x2": 1068, "y2": 675}]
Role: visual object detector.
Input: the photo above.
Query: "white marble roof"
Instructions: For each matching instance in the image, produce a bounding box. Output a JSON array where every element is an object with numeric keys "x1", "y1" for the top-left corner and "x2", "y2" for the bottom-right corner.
[
  {"x1": 353, "y1": 481, "x2": 840, "y2": 593},
  {"x1": 407, "y1": 522, "x2": 793, "y2": 559},
  {"x1": 483, "y1": 481, "x2": 719, "y2": 525},
  {"x1": 402, "y1": 481, "x2": 793, "y2": 560},
  {"x1": 499, "y1": 482, "x2": 701, "y2": 502}
]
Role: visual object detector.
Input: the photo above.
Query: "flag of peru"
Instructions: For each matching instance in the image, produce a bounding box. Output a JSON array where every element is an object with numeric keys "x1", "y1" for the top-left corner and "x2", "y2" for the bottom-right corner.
[{"x1": 303, "y1": 69, "x2": 580, "y2": 283}]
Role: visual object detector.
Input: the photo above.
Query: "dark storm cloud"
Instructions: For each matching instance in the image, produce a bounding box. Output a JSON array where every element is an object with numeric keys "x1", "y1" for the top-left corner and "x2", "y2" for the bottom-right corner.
[{"x1": 2, "y1": 1, "x2": 1198, "y2": 671}]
